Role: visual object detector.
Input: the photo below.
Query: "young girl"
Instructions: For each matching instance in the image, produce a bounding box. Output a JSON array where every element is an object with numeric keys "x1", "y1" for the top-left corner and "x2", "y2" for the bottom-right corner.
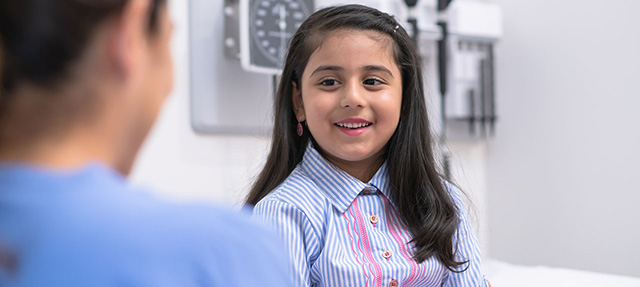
[{"x1": 248, "y1": 4, "x2": 488, "y2": 287}]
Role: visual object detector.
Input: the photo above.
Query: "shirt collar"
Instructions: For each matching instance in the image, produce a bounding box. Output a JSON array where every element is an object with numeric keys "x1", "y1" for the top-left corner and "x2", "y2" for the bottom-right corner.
[{"x1": 300, "y1": 142, "x2": 393, "y2": 213}]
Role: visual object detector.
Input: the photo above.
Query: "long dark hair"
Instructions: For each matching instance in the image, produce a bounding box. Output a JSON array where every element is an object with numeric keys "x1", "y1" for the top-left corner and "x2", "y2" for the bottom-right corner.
[{"x1": 246, "y1": 4, "x2": 467, "y2": 271}]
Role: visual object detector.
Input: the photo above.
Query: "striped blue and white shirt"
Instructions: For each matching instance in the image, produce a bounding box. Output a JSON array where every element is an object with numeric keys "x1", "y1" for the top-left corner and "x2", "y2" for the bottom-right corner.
[{"x1": 253, "y1": 143, "x2": 488, "y2": 287}]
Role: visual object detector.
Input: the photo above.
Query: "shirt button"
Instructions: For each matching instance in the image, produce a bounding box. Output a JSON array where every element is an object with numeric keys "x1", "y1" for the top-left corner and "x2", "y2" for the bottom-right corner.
[
  {"x1": 389, "y1": 279, "x2": 398, "y2": 287},
  {"x1": 363, "y1": 187, "x2": 377, "y2": 194},
  {"x1": 369, "y1": 215, "x2": 379, "y2": 224},
  {"x1": 382, "y1": 250, "x2": 392, "y2": 260}
]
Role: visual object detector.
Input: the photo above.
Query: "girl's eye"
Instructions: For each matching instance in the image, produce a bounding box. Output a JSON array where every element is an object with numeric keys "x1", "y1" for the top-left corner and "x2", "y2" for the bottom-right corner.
[
  {"x1": 320, "y1": 79, "x2": 340, "y2": 86},
  {"x1": 363, "y1": 78, "x2": 383, "y2": 86}
]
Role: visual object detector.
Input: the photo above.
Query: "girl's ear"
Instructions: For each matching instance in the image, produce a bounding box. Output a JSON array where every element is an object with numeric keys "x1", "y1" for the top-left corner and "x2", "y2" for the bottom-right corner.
[{"x1": 292, "y1": 81, "x2": 306, "y2": 122}]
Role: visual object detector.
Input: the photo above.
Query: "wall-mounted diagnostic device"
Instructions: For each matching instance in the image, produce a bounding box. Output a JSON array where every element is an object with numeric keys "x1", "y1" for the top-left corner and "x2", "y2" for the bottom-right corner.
[
  {"x1": 239, "y1": 0, "x2": 314, "y2": 74},
  {"x1": 440, "y1": 0, "x2": 502, "y2": 138}
]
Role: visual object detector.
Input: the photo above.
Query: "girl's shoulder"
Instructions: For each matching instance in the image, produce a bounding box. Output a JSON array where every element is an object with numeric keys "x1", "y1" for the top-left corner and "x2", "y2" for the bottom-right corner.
[
  {"x1": 258, "y1": 165, "x2": 332, "y2": 212},
  {"x1": 253, "y1": 166, "x2": 333, "y2": 236},
  {"x1": 430, "y1": 178, "x2": 463, "y2": 208},
  {"x1": 440, "y1": 179, "x2": 473, "y2": 219},
  {"x1": 441, "y1": 180, "x2": 463, "y2": 199}
]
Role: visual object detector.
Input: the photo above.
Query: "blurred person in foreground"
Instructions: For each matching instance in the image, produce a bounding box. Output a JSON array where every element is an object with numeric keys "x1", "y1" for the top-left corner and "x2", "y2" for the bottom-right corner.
[{"x1": 0, "y1": 0, "x2": 290, "y2": 286}]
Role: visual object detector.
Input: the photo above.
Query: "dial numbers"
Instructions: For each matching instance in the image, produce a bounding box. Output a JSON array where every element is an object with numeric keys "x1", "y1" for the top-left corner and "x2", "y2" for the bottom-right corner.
[{"x1": 250, "y1": 0, "x2": 312, "y2": 66}]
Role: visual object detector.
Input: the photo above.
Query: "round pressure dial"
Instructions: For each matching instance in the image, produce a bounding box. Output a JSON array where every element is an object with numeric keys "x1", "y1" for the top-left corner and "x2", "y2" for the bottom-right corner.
[{"x1": 247, "y1": 0, "x2": 313, "y2": 71}]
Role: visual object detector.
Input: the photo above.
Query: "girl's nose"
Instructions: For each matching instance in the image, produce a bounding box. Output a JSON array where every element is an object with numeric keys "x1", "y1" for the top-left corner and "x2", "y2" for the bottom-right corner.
[{"x1": 340, "y1": 80, "x2": 366, "y2": 108}]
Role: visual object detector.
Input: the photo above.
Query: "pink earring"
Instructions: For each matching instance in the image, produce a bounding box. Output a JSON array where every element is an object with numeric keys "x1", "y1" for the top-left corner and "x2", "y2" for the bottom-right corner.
[{"x1": 296, "y1": 122, "x2": 303, "y2": 137}]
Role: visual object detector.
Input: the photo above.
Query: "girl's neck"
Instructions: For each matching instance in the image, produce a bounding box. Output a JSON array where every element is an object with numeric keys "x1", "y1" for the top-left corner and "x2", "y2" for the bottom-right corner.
[{"x1": 319, "y1": 148, "x2": 386, "y2": 183}]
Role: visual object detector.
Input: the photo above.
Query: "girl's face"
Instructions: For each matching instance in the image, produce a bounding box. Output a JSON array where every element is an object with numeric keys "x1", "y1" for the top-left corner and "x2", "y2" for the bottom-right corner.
[{"x1": 293, "y1": 29, "x2": 402, "y2": 180}]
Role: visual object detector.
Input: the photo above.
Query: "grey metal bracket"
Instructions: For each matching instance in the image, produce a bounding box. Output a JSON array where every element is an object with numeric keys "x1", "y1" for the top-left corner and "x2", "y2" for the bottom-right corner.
[{"x1": 223, "y1": 0, "x2": 240, "y2": 59}]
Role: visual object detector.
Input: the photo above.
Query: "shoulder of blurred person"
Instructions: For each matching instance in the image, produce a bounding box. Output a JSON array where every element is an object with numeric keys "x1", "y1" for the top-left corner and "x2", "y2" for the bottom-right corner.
[{"x1": 0, "y1": 161, "x2": 291, "y2": 286}]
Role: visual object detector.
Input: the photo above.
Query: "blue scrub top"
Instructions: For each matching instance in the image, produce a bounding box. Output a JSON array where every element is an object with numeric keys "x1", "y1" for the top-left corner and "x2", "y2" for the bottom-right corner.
[{"x1": 0, "y1": 162, "x2": 291, "y2": 287}]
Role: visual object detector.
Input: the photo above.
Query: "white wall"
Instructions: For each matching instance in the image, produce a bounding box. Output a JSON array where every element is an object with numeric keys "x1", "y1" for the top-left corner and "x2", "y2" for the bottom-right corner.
[{"x1": 487, "y1": 0, "x2": 640, "y2": 278}]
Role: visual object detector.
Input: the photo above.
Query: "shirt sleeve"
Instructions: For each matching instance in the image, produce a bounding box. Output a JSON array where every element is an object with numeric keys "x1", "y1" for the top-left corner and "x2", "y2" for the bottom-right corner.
[
  {"x1": 252, "y1": 198, "x2": 320, "y2": 287},
  {"x1": 442, "y1": 184, "x2": 489, "y2": 287}
]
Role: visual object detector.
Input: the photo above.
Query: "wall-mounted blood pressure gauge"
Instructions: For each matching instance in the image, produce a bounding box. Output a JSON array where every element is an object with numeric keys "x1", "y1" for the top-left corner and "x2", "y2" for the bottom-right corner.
[{"x1": 240, "y1": 0, "x2": 314, "y2": 74}]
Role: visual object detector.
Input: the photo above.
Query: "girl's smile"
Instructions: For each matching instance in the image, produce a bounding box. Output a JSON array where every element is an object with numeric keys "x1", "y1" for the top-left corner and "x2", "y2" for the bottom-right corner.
[{"x1": 334, "y1": 118, "x2": 373, "y2": 136}]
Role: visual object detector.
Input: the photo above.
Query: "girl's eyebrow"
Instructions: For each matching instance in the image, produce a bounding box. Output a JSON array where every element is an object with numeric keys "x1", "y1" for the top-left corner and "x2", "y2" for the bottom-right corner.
[
  {"x1": 362, "y1": 65, "x2": 394, "y2": 78},
  {"x1": 309, "y1": 65, "x2": 394, "y2": 78},
  {"x1": 310, "y1": 65, "x2": 343, "y2": 77}
]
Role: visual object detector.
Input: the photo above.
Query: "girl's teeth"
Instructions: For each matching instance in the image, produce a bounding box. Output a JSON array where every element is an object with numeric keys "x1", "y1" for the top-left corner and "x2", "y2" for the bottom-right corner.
[{"x1": 336, "y1": 123, "x2": 371, "y2": 129}]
